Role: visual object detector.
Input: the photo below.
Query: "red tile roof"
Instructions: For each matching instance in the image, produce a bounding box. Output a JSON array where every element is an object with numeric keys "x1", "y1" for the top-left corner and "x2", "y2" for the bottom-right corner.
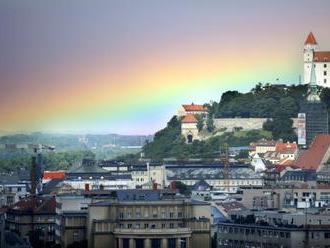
[
  {"x1": 313, "y1": 51, "x2": 330, "y2": 62},
  {"x1": 182, "y1": 104, "x2": 207, "y2": 112},
  {"x1": 43, "y1": 171, "x2": 65, "y2": 180},
  {"x1": 275, "y1": 142, "x2": 297, "y2": 152},
  {"x1": 10, "y1": 197, "x2": 56, "y2": 214},
  {"x1": 305, "y1": 32, "x2": 317, "y2": 45},
  {"x1": 182, "y1": 114, "x2": 197, "y2": 123},
  {"x1": 295, "y1": 134, "x2": 330, "y2": 170}
]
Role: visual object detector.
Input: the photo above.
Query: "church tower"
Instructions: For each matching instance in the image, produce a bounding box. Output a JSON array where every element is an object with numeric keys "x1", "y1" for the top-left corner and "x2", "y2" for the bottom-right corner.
[{"x1": 303, "y1": 32, "x2": 319, "y2": 84}]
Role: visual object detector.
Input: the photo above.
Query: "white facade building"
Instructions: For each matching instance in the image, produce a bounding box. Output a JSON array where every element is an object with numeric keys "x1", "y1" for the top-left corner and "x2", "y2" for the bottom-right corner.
[{"x1": 303, "y1": 32, "x2": 330, "y2": 87}]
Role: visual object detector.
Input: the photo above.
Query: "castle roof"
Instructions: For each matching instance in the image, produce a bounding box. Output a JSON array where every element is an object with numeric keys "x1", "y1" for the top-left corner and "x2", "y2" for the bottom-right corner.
[
  {"x1": 182, "y1": 104, "x2": 207, "y2": 112},
  {"x1": 305, "y1": 32, "x2": 317, "y2": 45},
  {"x1": 182, "y1": 114, "x2": 197, "y2": 123},
  {"x1": 313, "y1": 51, "x2": 330, "y2": 62}
]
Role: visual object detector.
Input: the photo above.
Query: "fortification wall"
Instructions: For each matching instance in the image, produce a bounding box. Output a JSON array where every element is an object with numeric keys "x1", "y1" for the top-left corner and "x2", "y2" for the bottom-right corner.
[{"x1": 214, "y1": 118, "x2": 299, "y2": 132}]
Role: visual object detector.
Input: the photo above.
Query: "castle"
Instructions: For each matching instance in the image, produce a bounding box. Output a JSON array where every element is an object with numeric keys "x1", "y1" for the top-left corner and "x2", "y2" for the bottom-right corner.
[{"x1": 303, "y1": 32, "x2": 330, "y2": 87}]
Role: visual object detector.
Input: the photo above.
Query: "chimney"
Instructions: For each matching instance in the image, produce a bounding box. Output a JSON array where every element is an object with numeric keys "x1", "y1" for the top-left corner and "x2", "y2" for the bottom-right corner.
[
  {"x1": 85, "y1": 183, "x2": 90, "y2": 192},
  {"x1": 152, "y1": 181, "x2": 158, "y2": 191},
  {"x1": 30, "y1": 156, "x2": 37, "y2": 195},
  {"x1": 170, "y1": 181, "x2": 176, "y2": 192}
]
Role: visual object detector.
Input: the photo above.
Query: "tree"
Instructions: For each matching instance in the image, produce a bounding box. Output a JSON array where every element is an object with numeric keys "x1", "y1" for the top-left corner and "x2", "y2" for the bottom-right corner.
[
  {"x1": 195, "y1": 114, "x2": 204, "y2": 132},
  {"x1": 206, "y1": 114, "x2": 215, "y2": 132}
]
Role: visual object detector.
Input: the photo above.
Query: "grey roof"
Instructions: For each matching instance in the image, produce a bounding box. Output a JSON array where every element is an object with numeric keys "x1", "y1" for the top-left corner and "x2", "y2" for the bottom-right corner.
[
  {"x1": 192, "y1": 180, "x2": 211, "y2": 190},
  {"x1": 166, "y1": 164, "x2": 261, "y2": 180},
  {"x1": 117, "y1": 190, "x2": 161, "y2": 201},
  {"x1": 41, "y1": 179, "x2": 64, "y2": 195},
  {"x1": 68, "y1": 161, "x2": 109, "y2": 174},
  {"x1": 281, "y1": 169, "x2": 316, "y2": 182}
]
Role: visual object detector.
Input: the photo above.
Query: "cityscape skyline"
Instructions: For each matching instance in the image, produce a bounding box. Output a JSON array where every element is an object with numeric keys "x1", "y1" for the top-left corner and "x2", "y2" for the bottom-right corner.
[{"x1": 1, "y1": 0, "x2": 330, "y2": 135}]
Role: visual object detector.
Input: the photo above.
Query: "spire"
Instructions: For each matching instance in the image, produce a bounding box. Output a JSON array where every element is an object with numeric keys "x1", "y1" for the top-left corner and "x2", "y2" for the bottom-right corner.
[
  {"x1": 306, "y1": 63, "x2": 320, "y2": 102},
  {"x1": 304, "y1": 32, "x2": 317, "y2": 45}
]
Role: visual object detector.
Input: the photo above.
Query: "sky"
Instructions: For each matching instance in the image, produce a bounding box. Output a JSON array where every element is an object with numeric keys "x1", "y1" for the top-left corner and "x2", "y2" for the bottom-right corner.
[{"x1": 1, "y1": 0, "x2": 330, "y2": 135}]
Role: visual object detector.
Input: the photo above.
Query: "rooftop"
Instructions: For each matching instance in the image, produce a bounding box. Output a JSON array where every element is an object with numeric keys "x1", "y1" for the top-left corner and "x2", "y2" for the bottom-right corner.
[
  {"x1": 182, "y1": 103, "x2": 207, "y2": 112},
  {"x1": 181, "y1": 114, "x2": 197, "y2": 123},
  {"x1": 295, "y1": 134, "x2": 330, "y2": 170},
  {"x1": 305, "y1": 32, "x2": 317, "y2": 45}
]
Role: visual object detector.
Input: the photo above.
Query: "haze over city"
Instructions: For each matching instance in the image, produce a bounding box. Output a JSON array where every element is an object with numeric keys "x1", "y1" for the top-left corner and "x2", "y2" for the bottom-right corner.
[{"x1": 1, "y1": 0, "x2": 330, "y2": 134}]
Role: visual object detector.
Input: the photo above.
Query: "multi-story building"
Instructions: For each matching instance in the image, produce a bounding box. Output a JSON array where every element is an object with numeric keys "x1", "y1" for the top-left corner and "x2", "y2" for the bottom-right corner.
[
  {"x1": 55, "y1": 193, "x2": 91, "y2": 248},
  {"x1": 65, "y1": 159, "x2": 134, "y2": 190},
  {"x1": 166, "y1": 163, "x2": 263, "y2": 193},
  {"x1": 241, "y1": 187, "x2": 330, "y2": 210},
  {"x1": 87, "y1": 190, "x2": 211, "y2": 248},
  {"x1": 303, "y1": 32, "x2": 330, "y2": 87},
  {"x1": 217, "y1": 209, "x2": 330, "y2": 248},
  {"x1": 6, "y1": 196, "x2": 56, "y2": 247}
]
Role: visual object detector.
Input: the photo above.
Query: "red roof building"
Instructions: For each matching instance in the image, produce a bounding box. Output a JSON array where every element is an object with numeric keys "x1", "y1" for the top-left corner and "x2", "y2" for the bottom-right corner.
[
  {"x1": 295, "y1": 134, "x2": 330, "y2": 170},
  {"x1": 182, "y1": 104, "x2": 207, "y2": 112},
  {"x1": 313, "y1": 51, "x2": 330, "y2": 62},
  {"x1": 43, "y1": 171, "x2": 65, "y2": 180},
  {"x1": 275, "y1": 142, "x2": 297, "y2": 152}
]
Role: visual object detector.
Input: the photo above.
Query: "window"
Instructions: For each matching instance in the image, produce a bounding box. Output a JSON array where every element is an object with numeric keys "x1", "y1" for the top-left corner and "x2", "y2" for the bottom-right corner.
[
  {"x1": 127, "y1": 224, "x2": 132, "y2": 229},
  {"x1": 178, "y1": 212, "x2": 183, "y2": 218},
  {"x1": 151, "y1": 224, "x2": 156, "y2": 229},
  {"x1": 325, "y1": 232, "x2": 330, "y2": 239},
  {"x1": 144, "y1": 223, "x2": 149, "y2": 229},
  {"x1": 169, "y1": 223, "x2": 174, "y2": 228},
  {"x1": 324, "y1": 71, "x2": 327, "y2": 76},
  {"x1": 73, "y1": 231, "x2": 79, "y2": 241},
  {"x1": 161, "y1": 223, "x2": 166, "y2": 228},
  {"x1": 169, "y1": 212, "x2": 174, "y2": 218},
  {"x1": 324, "y1": 64, "x2": 327, "y2": 68},
  {"x1": 119, "y1": 212, "x2": 124, "y2": 219},
  {"x1": 325, "y1": 79, "x2": 327, "y2": 84}
]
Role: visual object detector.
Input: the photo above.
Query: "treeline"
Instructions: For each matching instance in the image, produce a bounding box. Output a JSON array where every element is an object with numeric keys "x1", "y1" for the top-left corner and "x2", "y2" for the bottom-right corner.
[
  {"x1": 0, "y1": 150, "x2": 95, "y2": 172},
  {"x1": 209, "y1": 83, "x2": 308, "y2": 118}
]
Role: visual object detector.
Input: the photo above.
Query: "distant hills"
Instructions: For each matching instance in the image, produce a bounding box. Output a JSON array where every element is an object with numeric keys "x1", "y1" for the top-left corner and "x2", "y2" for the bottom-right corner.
[{"x1": 0, "y1": 132, "x2": 153, "y2": 151}]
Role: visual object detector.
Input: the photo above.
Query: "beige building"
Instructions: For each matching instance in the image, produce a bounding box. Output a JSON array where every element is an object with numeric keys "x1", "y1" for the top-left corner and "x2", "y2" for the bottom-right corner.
[
  {"x1": 87, "y1": 190, "x2": 211, "y2": 248},
  {"x1": 55, "y1": 193, "x2": 91, "y2": 247},
  {"x1": 181, "y1": 114, "x2": 199, "y2": 143},
  {"x1": 131, "y1": 164, "x2": 166, "y2": 189},
  {"x1": 241, "y1": 187, "x2": 330, "y2": 210}
]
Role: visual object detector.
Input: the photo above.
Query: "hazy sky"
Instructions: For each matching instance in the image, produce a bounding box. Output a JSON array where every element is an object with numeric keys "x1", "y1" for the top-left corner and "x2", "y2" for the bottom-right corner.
[{"x1": 1, "y1": 0, "x2": 330, "y2": 134}]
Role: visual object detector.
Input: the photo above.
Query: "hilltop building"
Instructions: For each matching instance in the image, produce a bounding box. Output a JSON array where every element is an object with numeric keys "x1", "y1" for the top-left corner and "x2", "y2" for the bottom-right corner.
[
  {"x1": 181, "y1": 114, "x2": 199, "y2": 143},
  {"x1": 303, "y1": 32, "x2": 330, "y2": 87},
  {"x1": 177, "y1": 103, "x2": 207, "y2": 117}
]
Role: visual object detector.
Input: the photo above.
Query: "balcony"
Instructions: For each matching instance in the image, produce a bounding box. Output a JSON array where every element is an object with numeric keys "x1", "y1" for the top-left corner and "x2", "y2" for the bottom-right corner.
[{"x1": 113, "y1": 228, "x2": 192, "y2": 236}]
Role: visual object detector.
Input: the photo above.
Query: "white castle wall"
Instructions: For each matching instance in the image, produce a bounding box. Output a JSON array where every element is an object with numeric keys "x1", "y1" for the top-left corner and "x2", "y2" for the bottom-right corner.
[{"x1": 214, "y1": 118, "x2": 299, "y2": 132}]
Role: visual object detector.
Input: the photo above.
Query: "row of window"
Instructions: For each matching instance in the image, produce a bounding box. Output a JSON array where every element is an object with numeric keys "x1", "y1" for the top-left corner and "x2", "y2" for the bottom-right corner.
[
  {"x1": 119, "y1": 222, "x2": 183, "y2": 229},
  {"x1": 219, "y1": 226, "x2": 291, "y2": 239},
  {"x1": 119, "y1": 211, "x2": 183, "y2": 219}
]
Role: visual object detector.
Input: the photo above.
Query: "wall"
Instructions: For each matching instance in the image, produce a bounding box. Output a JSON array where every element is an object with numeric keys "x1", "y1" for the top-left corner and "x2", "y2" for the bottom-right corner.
[{"x1": 214, "y1": 118, "x2": 299, "y2": 132}]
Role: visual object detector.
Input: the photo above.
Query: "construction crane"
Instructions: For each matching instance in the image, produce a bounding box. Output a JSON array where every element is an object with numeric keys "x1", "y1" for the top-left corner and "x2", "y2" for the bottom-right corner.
[
  {"x1": 219, "y1": 143, "x2": 230, "y2": 192},
  {"x1": 0, "y1": 144, "x2": 55, "y2": 195}
]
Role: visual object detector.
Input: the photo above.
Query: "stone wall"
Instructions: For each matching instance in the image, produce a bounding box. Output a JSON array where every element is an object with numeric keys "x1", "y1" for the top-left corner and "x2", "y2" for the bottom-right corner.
[{"x1": 214, "y1": 118, "x2": 299, "y2": 132}]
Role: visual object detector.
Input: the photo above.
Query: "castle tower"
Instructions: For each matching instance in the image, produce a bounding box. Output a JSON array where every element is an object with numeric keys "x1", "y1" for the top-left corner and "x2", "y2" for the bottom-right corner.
[
  {"x1": 303, "y1": 32, "x2": 319, "y2": 84},
  {"x1": 299, "y1": 62, "x2": 328, "y2": 147}
]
